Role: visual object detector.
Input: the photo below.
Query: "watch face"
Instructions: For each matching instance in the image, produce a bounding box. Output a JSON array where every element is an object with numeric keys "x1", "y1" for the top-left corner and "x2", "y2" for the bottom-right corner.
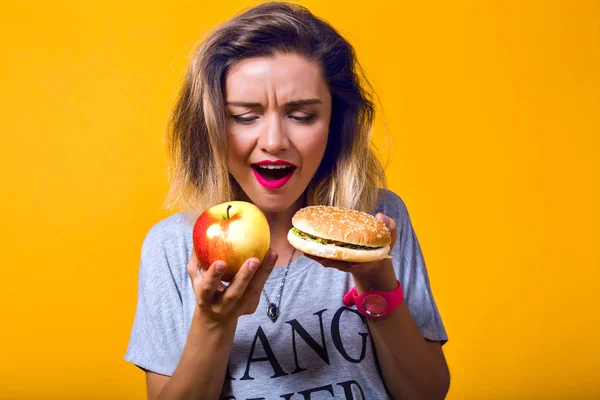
[{"x1": 362, "y1": 294, "x2": 388, "y2": 317}]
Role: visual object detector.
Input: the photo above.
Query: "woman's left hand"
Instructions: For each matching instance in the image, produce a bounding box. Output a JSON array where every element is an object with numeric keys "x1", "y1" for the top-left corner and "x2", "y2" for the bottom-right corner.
[{"x1": 305, "y1": 213, "x2": 399, "y2": 292}]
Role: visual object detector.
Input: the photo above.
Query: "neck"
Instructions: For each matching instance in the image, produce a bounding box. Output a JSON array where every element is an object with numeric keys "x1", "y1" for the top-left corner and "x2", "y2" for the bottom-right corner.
[{"x1": 262, "y1": 194, "x2": 305, "y2": 268}]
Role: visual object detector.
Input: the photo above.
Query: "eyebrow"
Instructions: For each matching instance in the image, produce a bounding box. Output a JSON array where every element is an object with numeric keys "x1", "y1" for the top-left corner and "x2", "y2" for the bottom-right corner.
[{"x1": 226, "y1": 99, "x2": 322, "y2": 107}]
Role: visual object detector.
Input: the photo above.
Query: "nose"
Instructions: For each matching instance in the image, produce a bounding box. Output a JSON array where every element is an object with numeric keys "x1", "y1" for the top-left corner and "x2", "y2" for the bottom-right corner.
[{"x1": 257, "y1": 113, "x2": 290, "y2": 154}]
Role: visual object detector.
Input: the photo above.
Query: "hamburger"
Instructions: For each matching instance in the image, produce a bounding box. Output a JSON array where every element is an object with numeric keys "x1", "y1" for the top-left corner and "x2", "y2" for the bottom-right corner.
[{"x1": 287, "y1": 205, "x2": 392, "y2": 263}]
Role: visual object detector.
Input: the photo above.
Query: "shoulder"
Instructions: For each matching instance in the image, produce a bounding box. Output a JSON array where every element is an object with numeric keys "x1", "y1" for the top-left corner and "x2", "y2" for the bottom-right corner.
[
  {"x1": 142, "y1": 212, "x2": 194, "y2": 251},
  {"x1": 372, "y1": 188, "x2": 410, "y2": 223},
  {"x1": 139, "y1": 212, "x2": 194, "y2": 280}
]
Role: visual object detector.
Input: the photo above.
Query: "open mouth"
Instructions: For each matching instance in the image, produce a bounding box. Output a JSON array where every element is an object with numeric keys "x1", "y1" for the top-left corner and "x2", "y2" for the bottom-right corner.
[
  {"x1": 251, "y1": 163, "x2": 296, "y2": 189},
  {"x1": 252, "y1": 164, "x2": 295, "y2": 180}
]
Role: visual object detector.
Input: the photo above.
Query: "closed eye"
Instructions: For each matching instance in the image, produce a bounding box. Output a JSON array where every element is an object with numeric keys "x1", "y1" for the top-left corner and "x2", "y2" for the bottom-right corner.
[
  {"x1": 289, "y1": 114, "x2": 316, "y2": 124},
  {"x1": 229, "y1": 113, "x2": 316, "y2": 124},
  {"x1": 230, "y1": 114, "x2": 259, "y2": 125}
]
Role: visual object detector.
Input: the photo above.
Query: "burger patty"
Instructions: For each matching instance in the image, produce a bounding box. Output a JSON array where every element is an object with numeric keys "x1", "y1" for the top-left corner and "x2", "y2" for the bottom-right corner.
[{"x1": 291, "y1": 227, "x2": 382, "y2": 250}]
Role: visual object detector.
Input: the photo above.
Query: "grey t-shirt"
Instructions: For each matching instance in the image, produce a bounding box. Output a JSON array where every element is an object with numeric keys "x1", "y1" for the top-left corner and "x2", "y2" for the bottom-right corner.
[{"x1": 125, "y1": 189, "x2": 448, "y2": 399}]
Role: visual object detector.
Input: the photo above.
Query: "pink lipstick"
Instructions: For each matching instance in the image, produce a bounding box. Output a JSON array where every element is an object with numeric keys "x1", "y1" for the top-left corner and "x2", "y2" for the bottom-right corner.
[{"x1": 252, "y1": 160, "x2": 296, "y2": 190}]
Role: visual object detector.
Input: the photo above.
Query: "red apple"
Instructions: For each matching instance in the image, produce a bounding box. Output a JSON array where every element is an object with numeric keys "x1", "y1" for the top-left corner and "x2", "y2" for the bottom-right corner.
[{"x1": 193, "y1": 201, "x2": 270, "y2": 282}]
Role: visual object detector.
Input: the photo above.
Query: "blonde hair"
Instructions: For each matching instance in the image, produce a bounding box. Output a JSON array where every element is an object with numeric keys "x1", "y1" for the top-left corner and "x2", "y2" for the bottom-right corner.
[{"x1": 165, "y1": 2, "x2": 387, "y2": 222}]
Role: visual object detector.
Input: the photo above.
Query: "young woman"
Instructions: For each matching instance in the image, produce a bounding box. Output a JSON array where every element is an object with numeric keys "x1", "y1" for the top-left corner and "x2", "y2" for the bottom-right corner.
[{"x1": 125, "y1": 3, "x2": 450, "y2": 399}]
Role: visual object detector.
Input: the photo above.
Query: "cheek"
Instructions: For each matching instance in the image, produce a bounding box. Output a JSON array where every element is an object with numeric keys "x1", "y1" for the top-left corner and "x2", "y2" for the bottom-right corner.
[
  {"x1": 297, "y1": 125, "x2": 329, "y2": 166},
  {"x1": 226, "y1": 131, "x2": 255, "y2": 168}
]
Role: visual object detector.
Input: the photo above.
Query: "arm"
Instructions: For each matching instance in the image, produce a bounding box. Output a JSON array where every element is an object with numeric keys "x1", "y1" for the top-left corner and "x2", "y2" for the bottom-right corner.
[
  {"x1": 146, "y1": 251, "x2": 278, "y2": 400},
  {"x1": 147, "y1": 309, "x2": 237, "y2": 400},
  {"x1": 307, "y1": 211, "x2": 449, "y2": 399},
  {"x1": 352, "y1": 262, "x2": 450, "y2": 400}
]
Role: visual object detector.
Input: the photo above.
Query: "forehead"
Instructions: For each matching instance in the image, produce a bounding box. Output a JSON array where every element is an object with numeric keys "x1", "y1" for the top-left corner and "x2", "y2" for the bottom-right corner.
[{"x1": 224, "y1": 53, "x2": 329, "y2": 102}]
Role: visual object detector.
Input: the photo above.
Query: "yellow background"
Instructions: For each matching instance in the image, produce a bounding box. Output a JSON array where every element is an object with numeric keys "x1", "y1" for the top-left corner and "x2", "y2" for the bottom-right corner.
[{"x1": 1, "y1": 0, "x2": 599, "y2": 399}]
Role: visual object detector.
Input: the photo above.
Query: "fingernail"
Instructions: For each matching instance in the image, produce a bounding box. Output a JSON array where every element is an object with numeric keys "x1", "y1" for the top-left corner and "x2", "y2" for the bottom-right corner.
[
  {"x1": 268, "y1": 251, "x2": 278, "y2": 263},
  {"x1": 248, "y1": 259, "x2": 259, "y2": 272},
  {"x1": 215, "y1": 262, "x2": 226, "y2": 273}
]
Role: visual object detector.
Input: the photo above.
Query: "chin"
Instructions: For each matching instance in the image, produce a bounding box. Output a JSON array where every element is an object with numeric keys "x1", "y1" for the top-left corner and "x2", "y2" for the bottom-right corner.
[
  {"x1": 237, "y1": 183, "x2": 306, "y2": 214},
  {"x1": 247, "y1": 192, "x2": 299, "y2": 214},
  {"x1": 232, "y1": 172, "x2": 309, "y2": 214}
]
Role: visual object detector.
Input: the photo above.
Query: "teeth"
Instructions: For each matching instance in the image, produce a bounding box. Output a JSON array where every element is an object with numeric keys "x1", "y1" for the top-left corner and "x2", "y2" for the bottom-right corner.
[{"x1": 257, "y1": 165, "x2": 291, "y2": 170}]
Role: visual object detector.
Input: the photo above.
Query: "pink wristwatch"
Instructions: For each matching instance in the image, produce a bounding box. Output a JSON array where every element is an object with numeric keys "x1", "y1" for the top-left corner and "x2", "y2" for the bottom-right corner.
[{"x1": 343, "y1": 280, "x2": 404, "y2": 318}]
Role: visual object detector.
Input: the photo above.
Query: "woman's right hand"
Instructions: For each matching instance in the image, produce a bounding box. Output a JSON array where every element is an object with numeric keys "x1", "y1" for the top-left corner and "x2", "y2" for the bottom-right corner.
[{"x1": 187, "y1": 250, "x2": 279, "y2": 323}]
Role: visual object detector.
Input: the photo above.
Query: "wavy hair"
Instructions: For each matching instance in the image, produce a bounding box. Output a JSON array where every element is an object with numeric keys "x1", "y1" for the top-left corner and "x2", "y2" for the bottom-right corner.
[{"x1": 165, "y1": 1, "x2": 387, "y2": 221}]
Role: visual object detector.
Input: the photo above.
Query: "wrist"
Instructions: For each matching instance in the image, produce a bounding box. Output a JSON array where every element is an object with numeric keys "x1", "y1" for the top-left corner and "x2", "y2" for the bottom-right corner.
[
  {"x1": 344, "y1": 267, "x2": 404, "y2": 319},
  {"x1": 351, "y1": 260, "x2": 397, "y2": 294},
  {"x1": 194, "y1": 304, "x2": 238, "y2": 333}
]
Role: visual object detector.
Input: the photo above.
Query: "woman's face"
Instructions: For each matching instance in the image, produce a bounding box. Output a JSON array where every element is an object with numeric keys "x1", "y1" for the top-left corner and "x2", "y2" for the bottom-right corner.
[{"x1": 225, "y1": 53, "x2": 332, "y2": 213}]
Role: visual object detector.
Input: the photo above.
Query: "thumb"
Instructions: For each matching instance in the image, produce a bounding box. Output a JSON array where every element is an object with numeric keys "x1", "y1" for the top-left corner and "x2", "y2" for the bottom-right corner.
[
  {"x1": 376, "y1": 213, "x2": 397, "y2": 251},
  {"x1": 187, "y1": 249, "x2": 202, "y2": 282},
  {"x1": 376, "y1": 212, "x2": 391, "y2": 228}
]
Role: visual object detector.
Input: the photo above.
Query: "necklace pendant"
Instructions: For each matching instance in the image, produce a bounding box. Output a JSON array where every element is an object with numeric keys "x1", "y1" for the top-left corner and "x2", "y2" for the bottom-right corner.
[{"x1": 267, "y1": 303, "x2": 279, "y2": 322}]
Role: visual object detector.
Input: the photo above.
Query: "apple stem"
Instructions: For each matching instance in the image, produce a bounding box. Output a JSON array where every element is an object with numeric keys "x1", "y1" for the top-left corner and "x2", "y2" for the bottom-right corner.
[{"x1": 227, "y1": 205, "x2": 232, "y2": 219}]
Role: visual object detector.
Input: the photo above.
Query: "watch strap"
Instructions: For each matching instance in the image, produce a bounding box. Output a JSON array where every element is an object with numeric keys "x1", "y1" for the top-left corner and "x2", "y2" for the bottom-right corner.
[{"x1": 343, "y1": 280, "x2": 404, "y2": 318}]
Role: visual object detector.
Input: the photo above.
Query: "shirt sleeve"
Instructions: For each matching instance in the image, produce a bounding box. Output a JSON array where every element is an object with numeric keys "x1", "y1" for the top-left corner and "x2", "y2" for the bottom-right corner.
[
  {"x1": 378, "y1": 190, "x2": 448, "y2": 344},
  {"x1": 124, "y1": 222, "x2": 186, "y2": 375}
]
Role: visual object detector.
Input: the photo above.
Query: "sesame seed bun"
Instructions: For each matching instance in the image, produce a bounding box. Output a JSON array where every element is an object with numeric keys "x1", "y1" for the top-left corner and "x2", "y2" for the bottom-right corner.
[{"x1": 288, "y1": 205, "x2": 392, "y2": 263}]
